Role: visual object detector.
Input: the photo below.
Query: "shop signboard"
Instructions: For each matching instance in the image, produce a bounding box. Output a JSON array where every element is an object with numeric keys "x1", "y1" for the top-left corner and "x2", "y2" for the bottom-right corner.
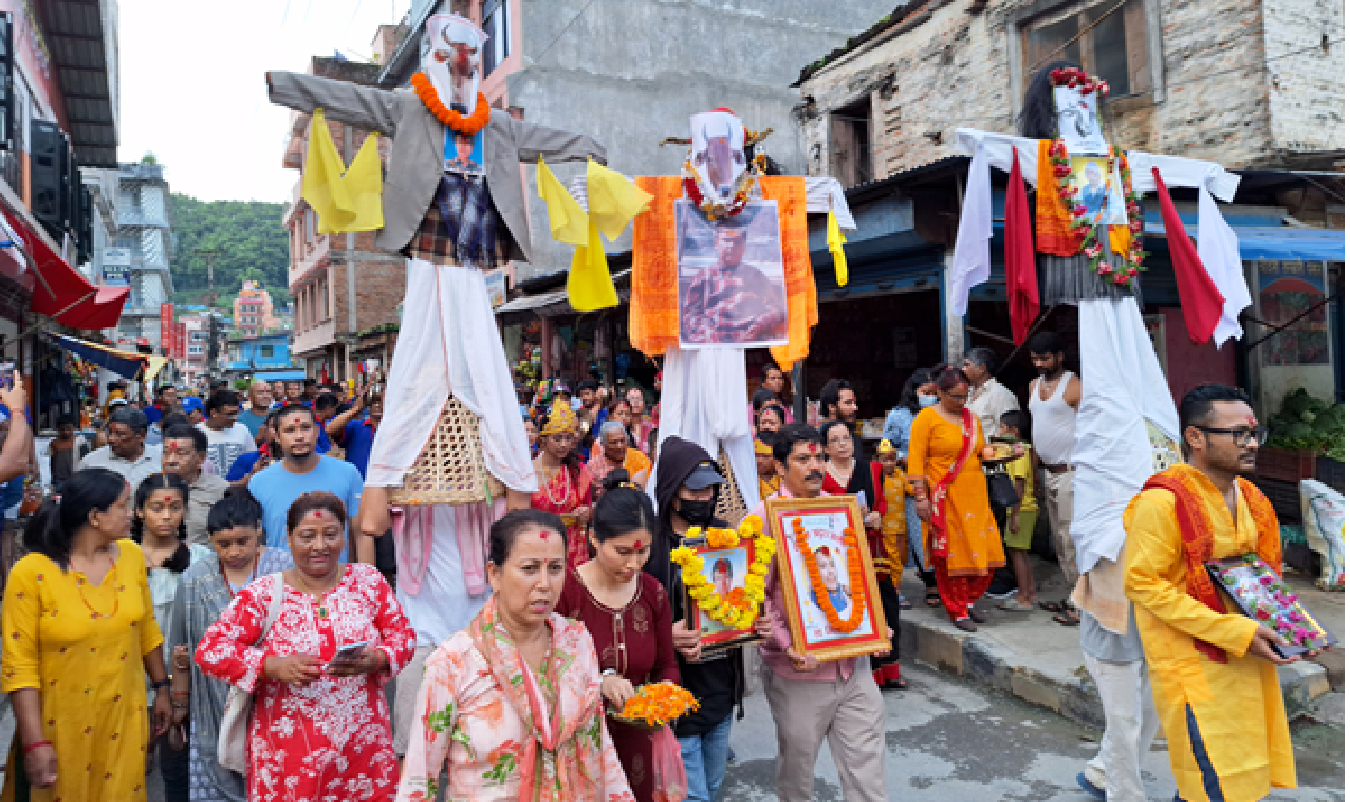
[
  {"x1": 102, "y1": 247, "x2": 131, "y2": 286},
  {"x1": 484, "y1": 268, "x2": 507, "y2": 307},
  {"x1": 159, "y1": 303, "x2": 174, "y2": 355}
]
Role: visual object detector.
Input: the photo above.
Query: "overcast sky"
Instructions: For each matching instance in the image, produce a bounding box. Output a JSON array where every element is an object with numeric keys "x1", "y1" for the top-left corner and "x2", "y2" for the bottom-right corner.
[{"x1": 116, "y1": 0, "x2": 412, "y2": 204}]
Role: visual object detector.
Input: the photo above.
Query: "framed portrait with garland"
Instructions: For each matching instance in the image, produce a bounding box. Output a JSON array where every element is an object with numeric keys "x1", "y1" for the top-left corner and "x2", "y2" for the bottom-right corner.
[
  {"x1": 764, "y1": 496, "x2": 889, "y2": 662},
  {"x1": 673, "y1": 519, "x2": 777, "y2": 658}
]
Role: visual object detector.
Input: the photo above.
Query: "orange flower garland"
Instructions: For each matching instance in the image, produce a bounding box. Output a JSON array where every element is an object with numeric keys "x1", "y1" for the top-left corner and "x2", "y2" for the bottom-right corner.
[
  {"x1": 410, "y1": 73, "x2": 491, "y2": 135},
  {"x1": 793, "y1": 519, "x2": 867, "y2": 633},
  {"x1": 616, "y1": 682, "x2": 699, "y2": 727}
]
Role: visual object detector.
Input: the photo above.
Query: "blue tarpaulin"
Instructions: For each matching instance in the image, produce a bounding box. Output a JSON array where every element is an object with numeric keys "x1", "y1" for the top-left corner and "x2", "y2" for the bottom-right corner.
[
  {"x1": 1144, "y1": 224, "x2": 1345, "y2": 262},
  {"x1": 44, "y1": 334, "x2": 165, "y2": 380}
]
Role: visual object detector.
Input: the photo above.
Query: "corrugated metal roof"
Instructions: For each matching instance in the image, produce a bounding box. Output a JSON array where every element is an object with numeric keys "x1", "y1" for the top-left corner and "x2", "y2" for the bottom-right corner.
[{"x1": 42, "y1": 0, "x2": 118, "y2": 167}]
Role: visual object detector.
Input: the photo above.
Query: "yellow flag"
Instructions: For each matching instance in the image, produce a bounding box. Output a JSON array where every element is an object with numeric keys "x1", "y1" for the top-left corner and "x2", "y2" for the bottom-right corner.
[
  {"x1": 567, "y1": 220, "x2": 618, "y2": 312},
  {"x1": 827, "y1": 208, "x2": 849, "y2": 287},
  {"x1": 302, "y1": 109, "x2": 385, "y2": 234},
  {"x1": 536, "y1": 157, "x2": 589, "y2": 246},
  {"x1": 586, "y1": 159, "x2": 652, "y2": 241}
]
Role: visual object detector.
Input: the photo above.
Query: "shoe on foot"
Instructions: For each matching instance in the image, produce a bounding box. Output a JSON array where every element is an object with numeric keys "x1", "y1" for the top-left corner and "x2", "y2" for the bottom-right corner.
[
  {"x1": 1075, "y1": 772, "x2": 1106, "y2": 801},
  {"x1": 953, "y1": 617, "x2": 978, "y2": 632},
  {"x1": 984, "y1": 582, "x2": 1018, "y2": 600},
  {"x1": 966, "y1": 607, "x2": 987, "y2": 624}
]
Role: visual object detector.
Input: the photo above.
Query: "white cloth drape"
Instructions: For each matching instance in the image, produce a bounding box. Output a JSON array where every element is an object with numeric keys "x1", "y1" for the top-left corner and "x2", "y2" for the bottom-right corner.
[
  {"x1": 949, "y1": 129, "x2": 1249, "y2": 339},
  {"x1": 647, "y1": 347, "x2": 759, "y2": 512},
  {"x1": 1070, "y1": 298, "x2": 1179, "y2": 574},
  {"x1": 1197, "y1": 186, "x2": 1249, "y2": 348},
  {"x1": 949, "y1": 143, "x2": 991, "y2": 318},
  {"x1": 366, "y1": 258, "x2": 537, "y2": 492}
]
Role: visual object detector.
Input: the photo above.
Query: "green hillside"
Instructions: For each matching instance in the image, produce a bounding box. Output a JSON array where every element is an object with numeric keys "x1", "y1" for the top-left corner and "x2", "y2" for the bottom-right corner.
[{"x1": 169, "y1": 193, "x2": 290, "y2": 305}]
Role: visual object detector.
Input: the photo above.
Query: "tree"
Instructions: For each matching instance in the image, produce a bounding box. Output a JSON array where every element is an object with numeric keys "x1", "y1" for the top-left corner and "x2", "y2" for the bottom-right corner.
[{"x1": 169, "y1": 193, "x2": 290, "y2": 304}]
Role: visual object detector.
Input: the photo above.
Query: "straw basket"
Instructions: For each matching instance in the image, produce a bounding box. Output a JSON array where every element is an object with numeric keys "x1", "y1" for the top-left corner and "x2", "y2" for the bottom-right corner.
[
  {"x1": 714, "y1": 448, "x2": 748, "y2": 526},
  {"x1": 387, "y1": 395, "x2": 506, "y2": 506}
]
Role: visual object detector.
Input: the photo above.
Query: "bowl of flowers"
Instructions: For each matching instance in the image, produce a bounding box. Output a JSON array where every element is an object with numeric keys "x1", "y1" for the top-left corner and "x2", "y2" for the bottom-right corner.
[{"x1": 609, "y1": 681, "x2": 700, "y2": 730}]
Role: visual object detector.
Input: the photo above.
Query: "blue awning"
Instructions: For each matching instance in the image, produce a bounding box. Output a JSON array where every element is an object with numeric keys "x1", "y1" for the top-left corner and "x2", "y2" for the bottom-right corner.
[
  {"x1": 251, "y1": 369, "x2": 306, "y2": 381},
  {"x1": 44, "y1": 334, "x2": 166, "y2": 381},
  {"x1": 1144, "y1": 224, "x2": 1345, "y2": 261}
]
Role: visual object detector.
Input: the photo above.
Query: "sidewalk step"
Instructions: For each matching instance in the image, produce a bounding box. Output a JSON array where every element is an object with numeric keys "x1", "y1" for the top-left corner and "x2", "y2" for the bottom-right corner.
[{"x1": 899, "y1": 613, "x2": 1331, "y2": 729}]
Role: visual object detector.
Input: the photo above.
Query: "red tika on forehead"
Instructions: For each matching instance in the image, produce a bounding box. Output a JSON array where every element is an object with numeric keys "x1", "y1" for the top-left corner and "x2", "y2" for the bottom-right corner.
[
  {"x1": 313, "y1": 511, "x2": 324, "y2": 518},
  {"x1": 159, "y1": 494, "x2": 177, "y2": 504},
  {"x1": 634, "y1": 540, "x2": 644, "y2": 549},
  {"x1": 1245, "y1": 414, "x2": 1258, "y2": 426}
]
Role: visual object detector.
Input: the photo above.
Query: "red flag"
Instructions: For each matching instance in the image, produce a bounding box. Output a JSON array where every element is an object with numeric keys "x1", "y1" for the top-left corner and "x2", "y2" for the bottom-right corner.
[
  {"x1": 1004, "y1": 151, "x2": 1039, "y2": 345},
  {"x1": 1153, "y1": 168, "x2": 1224, "y2": 344}
]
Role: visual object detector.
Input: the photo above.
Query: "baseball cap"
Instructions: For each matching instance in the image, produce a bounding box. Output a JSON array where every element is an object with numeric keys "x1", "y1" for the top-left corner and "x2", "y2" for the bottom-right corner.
[
  {"x1": 683, "y1": 461, "x2": 724, "y2": 490},
  {"x1": 109, "y1": 398, "x2": 129, "y2": 407}
]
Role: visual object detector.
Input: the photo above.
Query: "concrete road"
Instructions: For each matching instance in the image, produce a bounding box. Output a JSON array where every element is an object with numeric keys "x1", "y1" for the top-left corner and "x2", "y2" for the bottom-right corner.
[{"x1": 721, "y1": 662, "x2": 1345, "y2": 802}]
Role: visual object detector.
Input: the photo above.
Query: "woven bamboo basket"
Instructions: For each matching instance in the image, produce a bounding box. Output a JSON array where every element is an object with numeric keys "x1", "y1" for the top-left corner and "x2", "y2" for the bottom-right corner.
[
  {"x1": 714, "y1": 447, "x2": 748, "y2": 526},
  {"x1": 387, "y1": 395, "x2": 506, "y2": 506}
]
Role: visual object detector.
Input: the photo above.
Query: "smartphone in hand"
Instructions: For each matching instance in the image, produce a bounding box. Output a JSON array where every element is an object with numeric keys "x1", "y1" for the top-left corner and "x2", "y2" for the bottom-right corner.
[{"x1": 328, "y1": 641, "x2": 369, "y2": 668}]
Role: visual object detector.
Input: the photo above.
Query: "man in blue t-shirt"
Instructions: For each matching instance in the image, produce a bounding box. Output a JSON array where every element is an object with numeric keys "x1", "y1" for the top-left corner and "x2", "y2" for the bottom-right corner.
[
  {"x1": 245, "y1": 403, "x2": 363, "y2": 562},
  {"x1": 324, "y1": 388, "x2": 382, "y2": 478}
]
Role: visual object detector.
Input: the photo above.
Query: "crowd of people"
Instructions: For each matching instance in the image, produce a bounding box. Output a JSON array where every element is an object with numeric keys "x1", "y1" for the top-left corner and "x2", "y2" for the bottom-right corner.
[{"x1": 0, "y1": 349, "x2": 1313, "y2": 802}]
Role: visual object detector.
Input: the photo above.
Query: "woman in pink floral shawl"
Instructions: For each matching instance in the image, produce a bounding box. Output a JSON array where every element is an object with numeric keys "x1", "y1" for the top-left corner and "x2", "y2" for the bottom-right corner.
[{"x1": 396, "y1": 509, "x2": 635, "y2": 802}]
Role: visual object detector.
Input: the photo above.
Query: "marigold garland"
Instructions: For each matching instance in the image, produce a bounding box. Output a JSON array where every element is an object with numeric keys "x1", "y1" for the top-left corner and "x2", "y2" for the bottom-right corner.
[
  {"x1": 410, "y1": 73, "x2": 491, "y2": 135},
  {"x1": 616, "y1": 681, "x2": 699, "y2": 727},
  {"x1": 673, "y1": 518, "x2": 776, "y2": 631},
  {"x1": 793, "y1": 519, "x2": 867, "y2": 633}
]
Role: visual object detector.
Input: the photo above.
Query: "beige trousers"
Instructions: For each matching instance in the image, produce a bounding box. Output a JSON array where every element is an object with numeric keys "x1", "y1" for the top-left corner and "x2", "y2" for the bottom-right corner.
[
  {"x1": 393, "y1": 643, "x2": 437, "y2": 756},
  {"x1": 1044, "y1": 469, "x2": 1079, "y2": 586},
  {"x1": 762, "y1": 659, "x2": 888, "y2": 802}
]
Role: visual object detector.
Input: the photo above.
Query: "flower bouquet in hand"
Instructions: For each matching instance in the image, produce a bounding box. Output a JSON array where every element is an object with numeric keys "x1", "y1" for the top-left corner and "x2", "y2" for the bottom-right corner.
[
  {"x1": 1205, "y1": 555, "x2": 1339, "y2": 658},
  {"x1": 609, "y1": 681, "x2": 699, "y2": 730}
]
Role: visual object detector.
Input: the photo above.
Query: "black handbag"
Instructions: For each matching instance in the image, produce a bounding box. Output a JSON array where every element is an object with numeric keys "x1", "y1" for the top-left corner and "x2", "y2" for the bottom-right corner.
[{"x1": 986, "y1": 470, "x2": 1020, "y2": 509}]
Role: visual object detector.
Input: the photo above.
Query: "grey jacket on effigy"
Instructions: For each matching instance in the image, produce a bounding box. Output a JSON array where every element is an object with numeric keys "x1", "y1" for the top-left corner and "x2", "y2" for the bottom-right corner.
[{"x1": 266, "y1": 71, "x2": 607, "y2": 264}]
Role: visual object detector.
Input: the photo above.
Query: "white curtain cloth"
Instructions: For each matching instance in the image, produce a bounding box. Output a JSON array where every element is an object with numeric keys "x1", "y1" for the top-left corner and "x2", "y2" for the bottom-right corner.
[
  {"x1": 949, "y1": 143, "x2": 991, "y2": 318},
  {"x1": 1197, "y1": 186, "x2": 1250, "y2": 348},
  {"x1": 647, "y1": 347, "x2": 760, "y2": 512},
  {"x1": 366, "y1": 258, "x2": 537, "y2": 493},
  {"x1": 1070, "y1": 298, "x2": 1179, "y2": 574}
]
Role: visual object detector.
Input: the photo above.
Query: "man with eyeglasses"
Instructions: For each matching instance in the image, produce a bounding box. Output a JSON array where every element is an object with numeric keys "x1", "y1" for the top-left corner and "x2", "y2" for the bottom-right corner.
[{"x1": 1122, "y1": 384, "x2": 1298, "y2": 802}]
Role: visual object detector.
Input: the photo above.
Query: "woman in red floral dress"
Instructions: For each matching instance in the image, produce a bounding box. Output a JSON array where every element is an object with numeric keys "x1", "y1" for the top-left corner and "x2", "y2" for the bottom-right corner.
[
  {"x1": 196, "y1": 491, "x2": 414, "y2": 802},
  {"x1": 531, "y1": 405, "x2": 595, "y2": 568}
]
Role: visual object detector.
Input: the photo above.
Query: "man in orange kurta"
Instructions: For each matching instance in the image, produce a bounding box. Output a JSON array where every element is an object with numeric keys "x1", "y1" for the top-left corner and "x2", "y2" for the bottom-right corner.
[{"x1": 1122, "y1": 385, "x2": 1298, "y2": 802}]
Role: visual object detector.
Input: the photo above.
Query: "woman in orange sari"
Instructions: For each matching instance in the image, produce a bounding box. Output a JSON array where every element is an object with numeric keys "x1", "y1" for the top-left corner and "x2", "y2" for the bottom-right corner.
[
  {"x1": 908, "y1": 367, "x2": 1016, "y2": 632},
  {"x1": 532, "y1": 405, "x2": 595, "y2": 568}
]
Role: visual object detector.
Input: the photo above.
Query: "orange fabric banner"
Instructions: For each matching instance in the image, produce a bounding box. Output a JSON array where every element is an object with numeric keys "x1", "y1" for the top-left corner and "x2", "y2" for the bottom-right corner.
[
  {"x1": 1035, "y1": 139, "x2": 1080, "y2": 257},
  {"x1": 628, "y1": 175, "x2": 817, "y2": 370}
]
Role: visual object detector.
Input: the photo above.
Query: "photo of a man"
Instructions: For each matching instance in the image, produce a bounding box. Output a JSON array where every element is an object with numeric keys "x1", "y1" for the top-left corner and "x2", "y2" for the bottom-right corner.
[
  {"x1": 1070, "y1": 156, "x2": 1127, "y2": 225},
  {"x1": 677, "y1": 201, "x2": 789, "y2": 347},
  {"x1": 712, "y1": 557, "x2": 735, "y2": 596},
  {"x1": 808, "y1": 545, "x2": 852, "y2": 623}
]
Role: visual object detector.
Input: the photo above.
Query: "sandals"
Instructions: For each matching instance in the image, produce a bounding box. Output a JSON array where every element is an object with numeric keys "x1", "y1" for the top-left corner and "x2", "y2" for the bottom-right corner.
[
  {"x1": 924, "y1": 590, "x2": 942, "y2": 608},
  {"x1": 953, "y1": 617, "x2": 978, "y2": 632},
  {"x1": 1038, "y1": 600, "x2": 1070, "y2": 613},
  {"x1": 883, "y1": 677, "x2": 908, "y2": 690},
  {"x1": 998, "y1": 598, "x2": 1035, "y2": 612},
  {"x1": 1040, "y1": 599, "x2": 1080, "y2": 625},
  {"x1": 1052, "y1": 611, "x2": 1081, "y2": 626}
]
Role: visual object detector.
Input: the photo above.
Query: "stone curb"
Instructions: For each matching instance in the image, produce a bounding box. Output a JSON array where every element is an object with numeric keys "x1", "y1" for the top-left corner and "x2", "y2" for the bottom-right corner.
[{"x1": 900, "y1": 615, "x2": 1331, "y2": 729}]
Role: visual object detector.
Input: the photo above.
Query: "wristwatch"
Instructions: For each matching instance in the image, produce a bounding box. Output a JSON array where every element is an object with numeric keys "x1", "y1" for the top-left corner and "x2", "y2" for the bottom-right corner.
[
  {"x1": 601, "y1": 669, "x2": 617, "y2": 678},
  {"x1": 151, "y1": 678, "x2": 172, "y2": 691}
]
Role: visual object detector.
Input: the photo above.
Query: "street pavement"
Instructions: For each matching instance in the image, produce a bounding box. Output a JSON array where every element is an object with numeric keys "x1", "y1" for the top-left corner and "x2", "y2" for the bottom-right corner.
[{"x1": 721, "y1": 661, "x2": 1346, "y2": 802}]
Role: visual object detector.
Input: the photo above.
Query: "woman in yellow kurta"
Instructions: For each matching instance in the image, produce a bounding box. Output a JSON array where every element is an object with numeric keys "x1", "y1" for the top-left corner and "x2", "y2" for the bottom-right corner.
[
  {"x1": 908, "y1": 368, "x2": 1006, "y2": 630},
  {"x1": 2, "y1": 468, "x2": 172, "y2": 802},
  {"x1": 1123, "y1": 459, "x2": 1295, "y2": 802}
]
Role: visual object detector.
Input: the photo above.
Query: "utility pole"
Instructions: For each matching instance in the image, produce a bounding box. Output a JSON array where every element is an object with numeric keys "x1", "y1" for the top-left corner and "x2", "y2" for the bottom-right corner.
[{"x1": 194, "y1": 248, "x2": 224, "y2": 304}]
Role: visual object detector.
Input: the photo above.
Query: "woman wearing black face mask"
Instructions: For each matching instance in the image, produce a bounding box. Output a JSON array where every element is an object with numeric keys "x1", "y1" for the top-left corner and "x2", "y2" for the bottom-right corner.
[{"x1": 646, "y1": 437, "x2": 747, "y2": 802}]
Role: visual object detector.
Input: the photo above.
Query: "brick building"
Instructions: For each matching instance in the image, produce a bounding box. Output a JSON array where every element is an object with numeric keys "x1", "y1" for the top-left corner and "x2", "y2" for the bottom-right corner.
[
  {"x1": 282, "y1": 46, "x2": 405, "y2": 382},
  {"x1": 231, "y1": 280, "x2": 281, "y2": 337},
  {"x1": 786, "y1": 0, "x2": 1343, "y2": 422}
]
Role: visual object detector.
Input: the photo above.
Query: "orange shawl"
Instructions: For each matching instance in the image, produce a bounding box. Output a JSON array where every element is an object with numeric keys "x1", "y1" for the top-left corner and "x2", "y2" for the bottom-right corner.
[
  {"x1": 1141, "y1": 463, "x2": 1283, "y2": 663},
  {"x1": 629, "y1": 175, "x2": 816, "y2": 369}
]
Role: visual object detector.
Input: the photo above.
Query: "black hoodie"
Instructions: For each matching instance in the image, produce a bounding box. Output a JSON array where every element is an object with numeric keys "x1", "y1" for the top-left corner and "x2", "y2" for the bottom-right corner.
[{"x1": 646, "y1": 436, "x2": 743, "y2": 738}]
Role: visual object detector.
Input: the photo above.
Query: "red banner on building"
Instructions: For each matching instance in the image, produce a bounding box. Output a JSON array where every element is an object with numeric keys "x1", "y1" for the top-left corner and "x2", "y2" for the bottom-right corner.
[
  {"x1": 159, "y1": 303, "x2": 174, "y2": 355},
  {"x1": 174, "y1": 322, "x2": 187, "y2": 360}
]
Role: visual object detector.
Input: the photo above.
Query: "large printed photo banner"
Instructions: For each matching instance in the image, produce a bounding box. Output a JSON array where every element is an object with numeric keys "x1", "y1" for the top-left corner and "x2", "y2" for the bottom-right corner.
[
  {"x1": 764, "y1": 496, "x2": 889, "y2": 662},
  {"x1": 676, "y1": 200, "x2": 789, "y2": 348}
]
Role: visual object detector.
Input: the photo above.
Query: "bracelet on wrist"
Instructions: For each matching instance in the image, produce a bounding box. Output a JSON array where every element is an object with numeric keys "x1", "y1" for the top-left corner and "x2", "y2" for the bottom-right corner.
[
  {"x1": 151, "y1": 678, "x2": 172, "y2": 691},
  {"x1": 22, "y1": 740, "x2": 51, "y2": 753}
]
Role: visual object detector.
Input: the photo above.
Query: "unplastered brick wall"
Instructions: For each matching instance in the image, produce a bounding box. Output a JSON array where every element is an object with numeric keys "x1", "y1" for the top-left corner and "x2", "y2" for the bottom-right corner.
[
  {"x1": 326, "y1": 245, "x2": 406, "y2": 337},
  {"x1": 796, "y1": 0, "x2": 1342, "y2": 181}
]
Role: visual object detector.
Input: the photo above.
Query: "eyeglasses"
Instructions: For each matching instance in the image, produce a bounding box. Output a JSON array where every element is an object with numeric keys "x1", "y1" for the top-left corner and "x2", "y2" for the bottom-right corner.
[{"x1": 1194, "y1": 426, "x2": 1268, "y2": 446}]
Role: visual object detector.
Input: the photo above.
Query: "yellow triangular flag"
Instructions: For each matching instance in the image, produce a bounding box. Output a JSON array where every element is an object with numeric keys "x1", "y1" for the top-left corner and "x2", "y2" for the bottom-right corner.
[
  {"x1": 827, "y1": 208, "x2": 849, "y2": 287},
  {"x1": 586, "y1": 159, "x2": 652, "y2": 241},
  {"x1": 536, "y1": 157, "x2": 589, "y2": 246},
  {"x1": 303, "y1": 109, "x2": 357, "y2": 231},
  {"x1": 328, "y1": 133, "x2": 384, "y2": 233},
  {"x1": 567, "y1": 220, "x2": 619, "y2": 312}
]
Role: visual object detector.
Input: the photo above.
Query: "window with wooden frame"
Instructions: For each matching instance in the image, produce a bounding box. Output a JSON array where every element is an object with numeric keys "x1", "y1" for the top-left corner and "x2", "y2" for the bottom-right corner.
[
  {"x1": 830, "y1": 99, "x2": 873, "y2": 190},
  {"x1": 1021, "y1": 0, "x2": 1151, "y2": 97}
]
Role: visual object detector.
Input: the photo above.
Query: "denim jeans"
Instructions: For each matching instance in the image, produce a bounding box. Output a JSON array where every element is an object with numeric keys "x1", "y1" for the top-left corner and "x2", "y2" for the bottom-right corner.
[{"x1": 678, "y1": 712, "x2": 734, "y2": 802}]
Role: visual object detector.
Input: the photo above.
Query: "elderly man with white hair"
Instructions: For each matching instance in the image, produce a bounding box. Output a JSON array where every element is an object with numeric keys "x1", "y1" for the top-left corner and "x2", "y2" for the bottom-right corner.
[{"x1": 236, "y1": 379, "x2": 273, "y2": 439}]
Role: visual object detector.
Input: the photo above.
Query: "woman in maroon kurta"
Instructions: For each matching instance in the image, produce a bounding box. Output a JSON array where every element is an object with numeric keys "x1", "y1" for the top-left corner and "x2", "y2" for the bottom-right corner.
[{"x1": 555, "y1": 475, "x2": 680, "y2": 802}]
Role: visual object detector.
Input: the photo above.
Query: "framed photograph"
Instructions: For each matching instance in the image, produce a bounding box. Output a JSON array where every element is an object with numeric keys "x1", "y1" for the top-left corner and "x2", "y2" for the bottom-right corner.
[
  {"x1": 1206, "y1": 555, "x2": 1339, "y2": 658},
  {"x1": 764, "y1": 496, "x2": 889, "y2": 662},
  {"x1": 1067, "y1": 155, "x2": 1127, "y2": 225},
  {"x1": 683, "y1": 534, "x2": 765, "y2": 657},
  {"x1": 675, "y1": 199, "x2": 789, "y2": 349}
]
